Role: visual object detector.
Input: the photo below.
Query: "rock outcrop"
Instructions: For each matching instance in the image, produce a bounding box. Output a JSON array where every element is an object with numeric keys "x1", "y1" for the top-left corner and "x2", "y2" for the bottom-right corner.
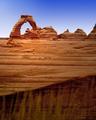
[
  {"x1": 10, "y1": 15, "x2": 38, "y2": 38},
  {"x1": 10, "y1": 15, "x2": 96, "y2": 41},
  {"x1": 86, "y1": 24, "x2": 96, "y2": 40},
  {"x1": 58, "y1": 29, "x2": 71, "y2": 39},
  {"x1": 22, "y1": 29, "x2": 40, "y2": 39},
  {"x1": 58, "y1": 29, "x2": 87, "y2": 40},
  {"x1": 10, "y1": 15, "x2": 57, "y2": 40},
  {"x1": 39, "y1": 26, "x2": 57, "y2": 40},
  {"x1": 22, "y1": 26, "x2": 57, "y2": 39},
  {"x1": 74, "y1": 29, "x2": 87, "y2": 40}
]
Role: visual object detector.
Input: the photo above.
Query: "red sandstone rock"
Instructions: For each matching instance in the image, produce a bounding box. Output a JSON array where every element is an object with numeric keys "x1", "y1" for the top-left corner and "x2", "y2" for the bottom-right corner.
[
  {"x1": 10, "y1": 15, "x2": 57, "y2": 40},
  {"x1": 86, "y1": 25, "x2": 96, "y2": 40},
  {"x1": 1, "y1": 75, "x2": 96, "y2": 119},
  {"x1": 22, "y1": 26, "x2": 57, "y2": 40},
  {"x1": 22, "y1": 29, "x2": 39, "y2": 39},
  {"x1": 74, "y1": 29, "x2": 87, "y2": 40},
  {"x1": 58, "y1": 29, "x2": 87, "y2": 40},
  {"x1": 39, "y1": 26, "x2": 57, "y2": 40},
  {"x1": 74, "y1": 29, "x2": 86, "y2": 35},
  {"x1": 10, "y1": 15, "x2": 38, "y2": 38},
  {"x1": 10, "y1": 15, "x2": 96, "y2": 41},
  {"x1": 58, "y1": 29, "x2": 72, "y2": 39}
]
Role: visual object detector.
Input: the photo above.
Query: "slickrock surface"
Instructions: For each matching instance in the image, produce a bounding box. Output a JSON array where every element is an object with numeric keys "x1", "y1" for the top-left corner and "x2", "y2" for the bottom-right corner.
[
  {"x1": 0, "y1": 75, "x2": 96, "y2": 120},
  {"x1": 0, "y1": 39, "x2": 96, "y2": 95}
]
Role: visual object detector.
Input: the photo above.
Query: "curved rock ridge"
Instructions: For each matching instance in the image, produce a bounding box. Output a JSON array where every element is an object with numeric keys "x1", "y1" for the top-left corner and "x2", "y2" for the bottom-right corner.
[
  {"x1": 10, "y1": 15, "x2": 38, "y2": 38},
  {"x1": 0, "y1": 75, "x2": 96, "y2": 120}
]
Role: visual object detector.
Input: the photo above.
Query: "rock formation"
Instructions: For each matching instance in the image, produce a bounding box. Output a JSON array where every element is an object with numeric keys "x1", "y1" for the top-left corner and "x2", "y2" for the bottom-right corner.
[
  {"x1": 58, "y1": 29, "x2": 71, "y2": 39},
  {"x1": 1, "y1": 75, "x2": 96, "y2": 120},
  {"x1": 74, "y1": 29, "x2": 87, "y2": 40},
  {"x1": 22, "y1": 29, "x2": 40, "y2": 39},
  {"x1": 38, "y1": 26, "x2": 57, "y2": 40},
  {"x1": 10, "y1": 15, "x2": 57, "y2": 40},
  {"x1": 22, "y1": 26, "x2": 57, "y2": 39},
  {"x1": 58, "y1": 29, "x2": 87, "y2": 40},
  {"x1": 10, "y1": 15, "x2": 96, "y2": 41},
  {"x1": 10, "y1": 15, "x2": 39, "y2": 38},
  {"x1": 86, "y1": 24, "x2": 96, "y2": 40}
]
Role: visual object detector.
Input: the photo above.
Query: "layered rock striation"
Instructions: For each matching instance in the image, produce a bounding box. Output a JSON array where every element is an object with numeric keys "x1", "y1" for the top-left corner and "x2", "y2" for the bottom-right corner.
[{"x1": 0, "y1": 75, "x2": 96, "y2": 120}]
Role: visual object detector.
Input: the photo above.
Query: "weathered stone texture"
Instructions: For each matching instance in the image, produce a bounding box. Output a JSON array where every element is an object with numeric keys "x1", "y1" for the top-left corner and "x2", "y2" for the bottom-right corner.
[{"x1": 0, "y1": 76, "x2": 96, "y2": 120}]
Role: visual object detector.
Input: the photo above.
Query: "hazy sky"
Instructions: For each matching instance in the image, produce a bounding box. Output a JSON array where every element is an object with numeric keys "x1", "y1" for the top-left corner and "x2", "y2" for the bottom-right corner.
[{"x1": 0, "y1": 0, "x2": 96, "y2": 37}]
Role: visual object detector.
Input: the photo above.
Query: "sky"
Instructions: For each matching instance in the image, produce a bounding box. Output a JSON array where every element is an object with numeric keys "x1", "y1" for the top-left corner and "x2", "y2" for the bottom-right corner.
[{"x1": 0, "y1": 0, "x2": 96, "y2": 37}]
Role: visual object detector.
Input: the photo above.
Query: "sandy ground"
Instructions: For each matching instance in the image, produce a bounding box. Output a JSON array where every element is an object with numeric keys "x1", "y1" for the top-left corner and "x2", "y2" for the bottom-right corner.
[{"x1": 0, "y1": 39, "x2": 96, "y2": 95}]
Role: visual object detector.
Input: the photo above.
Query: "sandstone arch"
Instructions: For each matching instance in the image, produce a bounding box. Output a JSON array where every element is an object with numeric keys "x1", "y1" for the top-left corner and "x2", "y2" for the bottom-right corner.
[{"x1": 10, "y1": 15, "x2": 38, "y2": 38}]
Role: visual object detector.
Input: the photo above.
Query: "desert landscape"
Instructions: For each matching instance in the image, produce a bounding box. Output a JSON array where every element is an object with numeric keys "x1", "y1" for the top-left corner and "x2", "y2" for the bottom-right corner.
[
  {"x1": 0, "y1": 15, "x2": 96, "y2": 120},
  {"x1": 0, "y1": 39, "x2": 96, "y2": 96},
  {"x1": 0, "y1": 15, "x2": 96, "y2": 96}
]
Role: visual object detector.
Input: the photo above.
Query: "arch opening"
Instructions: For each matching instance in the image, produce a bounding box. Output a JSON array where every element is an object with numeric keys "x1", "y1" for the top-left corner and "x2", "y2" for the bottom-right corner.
[{"x1": 10, "y1": 15, "x2": 38, "y2": 38}]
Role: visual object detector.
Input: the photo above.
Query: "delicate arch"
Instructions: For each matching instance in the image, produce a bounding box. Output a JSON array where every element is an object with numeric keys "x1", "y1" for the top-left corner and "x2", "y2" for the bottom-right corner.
[{"x1": 10, "y1": 15, "x2": 38, "y2": 38}]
